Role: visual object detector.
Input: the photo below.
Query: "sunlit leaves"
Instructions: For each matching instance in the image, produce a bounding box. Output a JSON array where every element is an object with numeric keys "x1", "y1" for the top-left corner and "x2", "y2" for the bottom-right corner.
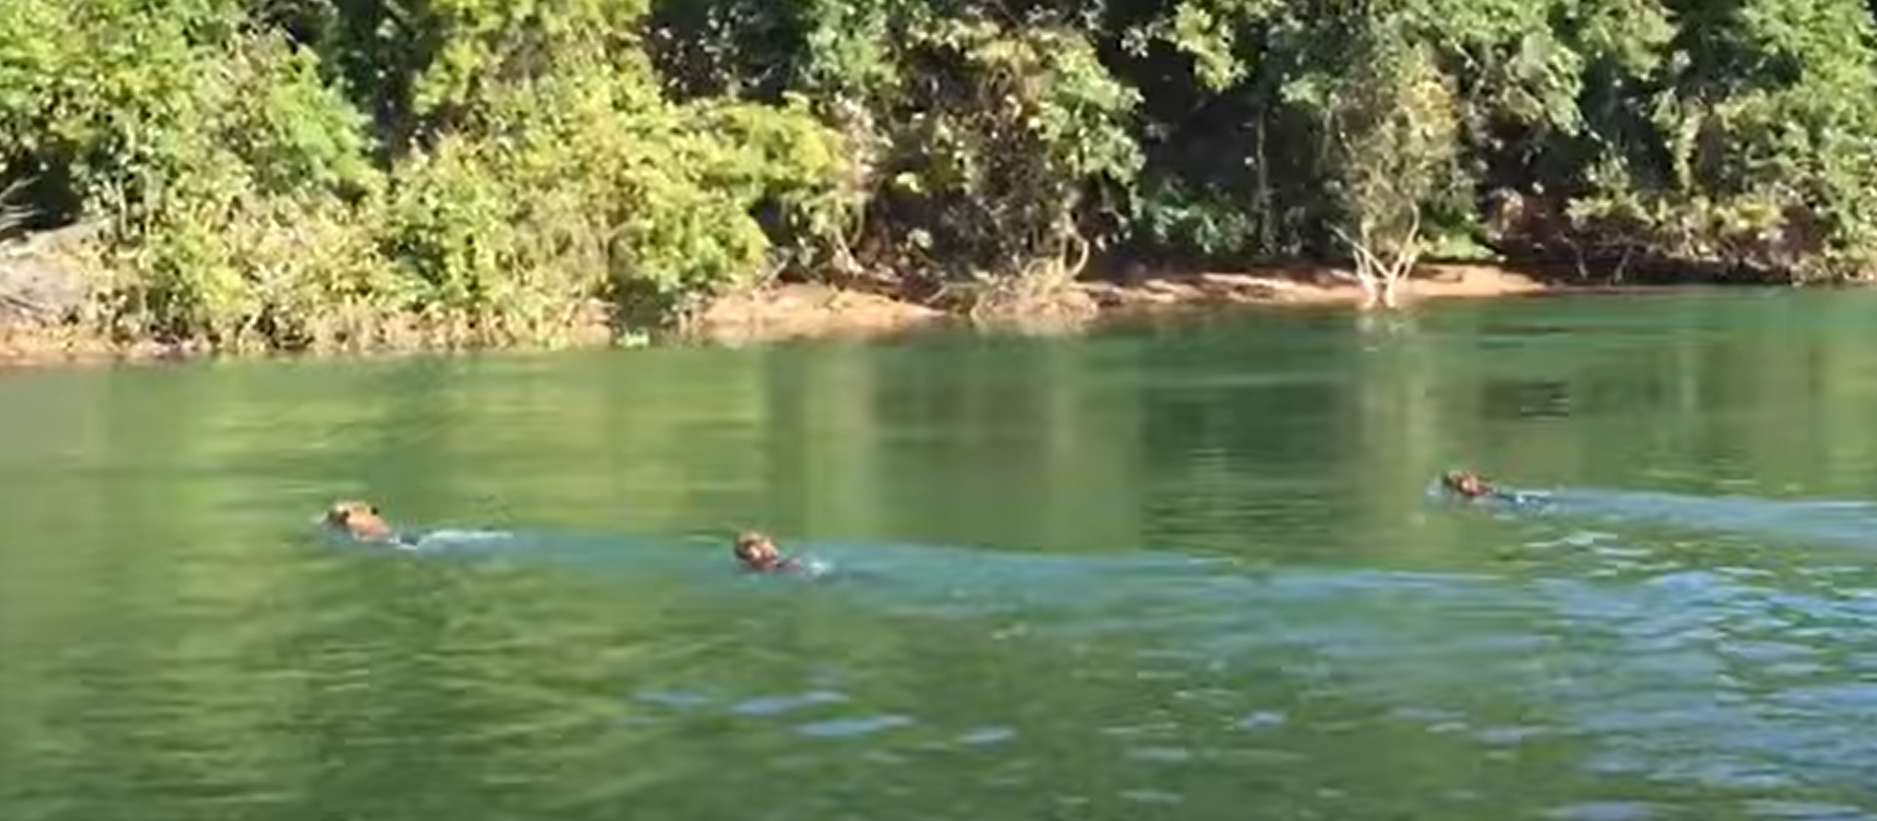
[{"x1": 9, "y1": 0, "x2": 1877, "y2": 352}]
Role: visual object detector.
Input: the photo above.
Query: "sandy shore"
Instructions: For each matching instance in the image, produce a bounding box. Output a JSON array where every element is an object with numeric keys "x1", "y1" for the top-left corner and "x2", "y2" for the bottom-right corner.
[
  {"x1": 684, "y1": 262, "x2": 1586, "y2": 343},
  {"x1": 0, "y1": 263, "x2": 1675, "y2": 368}
]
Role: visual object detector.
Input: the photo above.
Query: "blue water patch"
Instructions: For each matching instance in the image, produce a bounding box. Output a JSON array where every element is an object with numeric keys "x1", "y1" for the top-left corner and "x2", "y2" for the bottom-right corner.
[
  {"x1": 729, "y1": 690, "x2": 849, "y2": 717},
  {"x1": 323, "y1": 502, "x2": 1877, "y2": 803},
  {"x1": 794, "y1": 713, "x2": 916, "y2": 739},
  {"x1": 1437, "y1": 480, "x2": 1877, "y2": 553},
  {"x1": 954, "y1": 726, "x2": 1017, "y2": 746}
]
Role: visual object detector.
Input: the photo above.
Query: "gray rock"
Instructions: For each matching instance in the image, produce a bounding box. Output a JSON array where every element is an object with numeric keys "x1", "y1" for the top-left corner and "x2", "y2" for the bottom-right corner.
[{"x1": 0, "y1": 222, "x2": 101, "y2": 328}]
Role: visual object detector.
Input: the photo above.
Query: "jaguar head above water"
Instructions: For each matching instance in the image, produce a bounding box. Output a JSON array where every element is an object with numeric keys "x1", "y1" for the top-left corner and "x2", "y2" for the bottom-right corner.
[
  {"x1": 734, "y1": 529, "x2": 799, "y2": 572},
  {"x1": 324, "y1": 499, "x2": 395, "y2": 542},
  {"x1": 1440, "y1": 470, "x2": 1496, "y2": 499}
]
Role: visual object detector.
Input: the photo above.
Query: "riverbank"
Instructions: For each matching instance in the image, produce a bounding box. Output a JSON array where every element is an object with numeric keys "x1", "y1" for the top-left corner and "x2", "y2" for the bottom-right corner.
[
  {"x1": 685, "y1": 262, "x2": 1616, "y2": 343},
  {"x1": 0, "y1": 262, "x2": 1702, "y2": 369}
]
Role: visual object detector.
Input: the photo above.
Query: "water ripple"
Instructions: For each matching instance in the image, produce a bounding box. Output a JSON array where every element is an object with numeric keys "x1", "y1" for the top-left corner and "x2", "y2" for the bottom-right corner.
[{"x1": 794, "y1": 714, "x2": 916, "y2": 738}]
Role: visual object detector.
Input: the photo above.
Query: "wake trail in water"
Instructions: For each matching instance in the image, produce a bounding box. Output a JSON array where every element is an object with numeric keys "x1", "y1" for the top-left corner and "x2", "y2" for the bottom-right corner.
[
  {"x1": 811, "y1": 546, "x2": 1877, "y2": 800},
  {"x1": 1433, "y1": 479, "x2": 1877, "y2": 550},
  {"x1": 327, "y1": 518, "x2": 1877, "y2": 801}
]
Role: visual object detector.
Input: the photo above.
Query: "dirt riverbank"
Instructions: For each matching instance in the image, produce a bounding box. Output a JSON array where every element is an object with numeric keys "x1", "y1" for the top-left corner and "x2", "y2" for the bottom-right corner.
[
  {"x1": 0, "y1": 262, "x2": 1689, "y2": 368},
  {"x1": 684, "y1": 262, "x2": 1595, "y2": 343}
]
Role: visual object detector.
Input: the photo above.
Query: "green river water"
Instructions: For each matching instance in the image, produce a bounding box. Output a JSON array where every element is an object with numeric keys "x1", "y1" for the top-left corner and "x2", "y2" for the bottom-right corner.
[{"x1": 3, "y1": 289, "x2": 1877, "y2": 820}]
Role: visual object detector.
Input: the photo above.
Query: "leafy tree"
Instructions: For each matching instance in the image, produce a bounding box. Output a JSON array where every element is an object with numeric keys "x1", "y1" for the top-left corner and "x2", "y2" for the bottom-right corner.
[{"x1": 7, "y1": 0, "x2": 1877, "y2": 346}]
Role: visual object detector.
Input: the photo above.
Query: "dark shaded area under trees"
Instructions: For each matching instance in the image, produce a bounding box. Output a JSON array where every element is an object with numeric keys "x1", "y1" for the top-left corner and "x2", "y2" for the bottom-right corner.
[{"x1": 3, "y1": 0, "x2": 1877, "y2": 351}]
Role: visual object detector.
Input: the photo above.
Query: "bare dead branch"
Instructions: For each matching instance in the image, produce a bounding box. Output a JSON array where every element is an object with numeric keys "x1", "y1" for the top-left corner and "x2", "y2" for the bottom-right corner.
[{"x1": 0, "y1": 177, "x2": 34, "y2": 237}]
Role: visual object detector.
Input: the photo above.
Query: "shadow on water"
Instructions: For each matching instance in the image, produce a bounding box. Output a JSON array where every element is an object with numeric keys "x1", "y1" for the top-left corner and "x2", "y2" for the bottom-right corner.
[{"x1": 366, "y1": 507, "x2": 1877, "y2": 806}]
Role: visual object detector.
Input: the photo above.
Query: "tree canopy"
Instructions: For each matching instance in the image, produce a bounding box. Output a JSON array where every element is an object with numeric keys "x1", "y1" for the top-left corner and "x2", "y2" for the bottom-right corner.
[{"x1": 4, "y1": 0, "x2": 1876, "y2": 349}]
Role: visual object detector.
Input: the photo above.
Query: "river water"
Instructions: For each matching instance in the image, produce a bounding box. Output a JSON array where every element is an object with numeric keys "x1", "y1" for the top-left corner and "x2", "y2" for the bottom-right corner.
[{"x1": 3, "y1": 288, "x2": 1876, "y2": 820}]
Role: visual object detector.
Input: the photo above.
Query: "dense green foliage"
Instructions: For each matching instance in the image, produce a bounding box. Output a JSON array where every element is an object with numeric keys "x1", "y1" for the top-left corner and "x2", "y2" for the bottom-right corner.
[{"x1": 4, "y1": 0, "x2": 1877, "y2": 349}]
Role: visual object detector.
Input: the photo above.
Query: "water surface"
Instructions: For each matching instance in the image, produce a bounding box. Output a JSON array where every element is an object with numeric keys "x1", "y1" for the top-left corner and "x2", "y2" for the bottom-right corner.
[{"x1": 4, "y1": 288, "x2": 1877, "y2": 820}]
